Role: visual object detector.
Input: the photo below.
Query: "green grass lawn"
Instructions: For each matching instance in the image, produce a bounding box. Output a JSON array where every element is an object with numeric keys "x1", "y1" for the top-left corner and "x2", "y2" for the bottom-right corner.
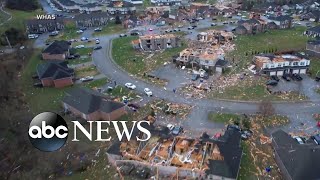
[
  {"x1": 21, "y1": 50, "x2": 72, "y2": 114},
  {"x1": 196, "y1": 25, "x2": 224, "y2": 32},
  {"x1": 112, "y1": 36, "x2": 187, "y2": 76},
  {"x1": 105, "y1": 86, "x2": 137, "y2": 99},
  {"x1": 93, "y1": 23, "x2": 125, "y2": 36},
  {"x1": 67, "y1": 57, "x2": 91, "y2": 65},
  {"x1": 316, "y1": 88, "x2": 320, "y2": 94},
  {"x1": 238, "y1": 141, "x2": 256, "y2": 180},
  {"x1": 75, "y1": 47, "x2": 93, "y2": 56},
  {"x1": 84, "y1": 78, "x2": 109, "y2": 89},
  {"x1": 227, "y1": 26, "x2": 309, "y2": 73},
  {"x1": 0, "y1": 9, "x2": 10, "y2": 24},
  {"x1": 309, "y1": 57, "x2": 320, "y2": 78},
  {"x1": 208, "y1": 112, "x2": 241, "y2": 123},
  {"x1": 143, "y1": 0, "x2": 152, "y2": 7},
  {"x1": 0, "y1": 9, "x2": 43, "y2": 35},
  {"x1": 48, "y1": 22, "x2": 79, "y2": 41},
  {"x1": 112, "y1": 36, "x2": 146, "y2": 75},
  {"x1": 209, "y1": 77, "x2": 307, "y2": 101},
  {"x1": 75, "y1": 65, "x2": 99, "y2": 77}
]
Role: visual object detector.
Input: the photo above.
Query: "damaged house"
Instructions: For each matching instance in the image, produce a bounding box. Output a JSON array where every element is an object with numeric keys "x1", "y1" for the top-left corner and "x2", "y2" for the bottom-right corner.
[
  {"x1": 106, "y1": 0, "x2": 136, "y2": 15},
  {"x1": 26, "y1": 18, "x2": 65, "y2": 34},
  {"x1": 74, "y1": 12, "x2": 109, "y2": 27},
  {"x1": 107, "y1": 125, "x2": 242, "y2": 179},
  {"x1": 134, "y1": 34, "x2": 181, "y2": 52},
  {"x1": 253, "y1": 53, "x2": 310, "y2": 76},
  {"x1": 267, "y1": 15, "x2": 293, "y2": 29},
  {"x1": 235, "y1": 15, "x2": 267, "y2": 35},
  {"x1": 174, "y1": 48, "x2": 228, "y2": 73}
]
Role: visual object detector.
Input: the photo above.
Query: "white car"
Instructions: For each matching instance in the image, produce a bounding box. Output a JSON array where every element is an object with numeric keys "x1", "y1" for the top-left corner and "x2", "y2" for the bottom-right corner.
[
  {"x1": 144, "y1": 88, "x2": 152, "y2": 96},
  {"x1": 293, "y1": 136, "x2": 305, "y2": 144},
  {"x1": 167, "y1": 124, "x2": 174, "y2": 131},
  {"x1": 80, "y1": 76, "x2": 94, "y2": 82},
  {"x1": 76, "y1": 30, "x2": 84, "y2": 33},
  {"x1": 75, "y1": 45, "x2": 85, "y2": 49},
  {"x1": 95, "y1": 39, "x2": 100, "y2": 44},
  {"x1": 125, "y1": 83, "x2": 136, "y2": 89},
  {"x1": 81, "y1": 37, "x2": 88, "y2": 41}
]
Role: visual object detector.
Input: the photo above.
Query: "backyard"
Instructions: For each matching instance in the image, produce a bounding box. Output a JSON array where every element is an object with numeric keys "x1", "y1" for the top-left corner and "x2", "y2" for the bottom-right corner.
[
  {"x1": 112, "y1": 36, "x2": 187, "y2": 76},
  {"x1": 93, "y1": 23, "x2": 125, "y2": 36},
  {"x1": 226, "y1": 26, "x2": 309, "y2": 73}
]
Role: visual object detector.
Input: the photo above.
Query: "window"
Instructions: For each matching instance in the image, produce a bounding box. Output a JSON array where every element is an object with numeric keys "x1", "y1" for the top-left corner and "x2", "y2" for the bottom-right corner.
[
  {"x1": 270, "y1": 64, "x2": 275, "y2": 68},
  {"x1": 293, "y1": 62, "x2": 299, "y2": 66},
  {"x1": 278, "y1": 63, "x2": 282, "y2": 67},
  {"x1": 205, "y1": 60, "x2": 209, "y2": 64},
  {"x1": 300, "y1": 62, "x2": 305, "y2": 66}
]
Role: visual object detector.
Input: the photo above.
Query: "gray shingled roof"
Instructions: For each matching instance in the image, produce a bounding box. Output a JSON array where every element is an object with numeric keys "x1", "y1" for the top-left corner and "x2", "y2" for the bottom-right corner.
[
  {"x1": 272, "y1": 129, "x2": 320, "y2": 180},
  {"x1": 37, "y1": 61, "x2": 73, "y2": 79},
  {"x1": 63, "y1": 88, "x2": 125, "y2": 114},
  {"x1": 43, "y1": 40, "x2": 70, "y2": 55}
]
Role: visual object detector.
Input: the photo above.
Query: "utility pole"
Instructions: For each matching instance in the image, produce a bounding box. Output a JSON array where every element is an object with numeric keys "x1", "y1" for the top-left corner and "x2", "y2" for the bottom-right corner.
[{"x1": 5, "y1": 35, "x2": 12, "y2": 49}]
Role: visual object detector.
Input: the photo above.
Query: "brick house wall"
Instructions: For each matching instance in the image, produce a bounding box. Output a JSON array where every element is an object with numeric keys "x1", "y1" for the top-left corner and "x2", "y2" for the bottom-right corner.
[
  {"x1": 41, "y1": 78, "x2": 54, "y2": 87},
  {"x1": 42, "y1": 53, "x2": 67, "y2": 61},
  {"x1": 53, "y1": 77, "x2": 73, "y2": 88}
]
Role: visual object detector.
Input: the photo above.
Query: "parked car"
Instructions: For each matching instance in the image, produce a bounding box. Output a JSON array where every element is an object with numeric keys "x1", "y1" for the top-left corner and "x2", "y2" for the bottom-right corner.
[
  {"x1": 67, "y1": 55, "x2": 76, "y2": 59},
  {"x1": 282, "y1": 74, "x2": 291, "y2": 81},
  {"x1": 119, "y1": 34, "x2": 127, "y2": 37},
  {"x1": 167, "y1": 124, "x2": 174, "y2": 131},
  {"x1": 125, "y1": 83, "x2": 136, "y2": 90},
  {"x1": 192, "y1": 25, "x2": 197, "y2": 28},
  {"x1": 93, "y1": 46, "x2": 102, "y2": 50},
  {"x1": 49, "y1": 31, "x2": 59, "y2": 36},
  {"x1": 148, "y1": 28, "x2": 153, "y2": 31},
  {"x1": 80, "y1": 76, "x2": 94, "y2": 82},
  {"x1": 76, "y1": 30, "x2": 84, "y2": 33},
  {"x1": 316, "y1": 76, "x2": 320, "y2": 82},
  {"x1": 311, "y1": 134, "x2": 320, "y2": 145},
  {"x1": 75, "y1": 45, "x2": 85, "y2": 49},
  {"x1": 144, "y1": 88, "x2": 153, "y2": 97},
  {"x1": 28, "y1": 34, "x2": 39, "y2": 39},
  {"x1": 211, "y1": 23, "x2": 216, "y2": 26},
  {"x1": 33, "y1": 82, "x2": 43, "y2": 88},
  {"x1": 81, "y1": 37, "x2": 88, "y2": 41},
  {"x1": 128, "y1": 103, "x2": 140, "y2": 110},
  {"x1": 172, "y1": 126, "x2": 183, "y2": 135},
  {"x1": 293, "y1": 136, "x2": 305, "y2": 144},
  {"x1": 292, "y1": 74, "x2": 303, "y2": 81},
  {"x1": 95, "y1": 39, "x2": 100, "y2": 44},
  {"x1": 271, "y1": 75, "x2": 280, "y2": 82},
  {"x1": 80, "y1": 27, "x2": 87, "y2": 31},
  {"x1": 266, "y1": 80, "x2": 278, "y2": 86},
  {"x1": 191, "y1": 74, "x2": 199, "y2": 81},
  {"x1": 188, "y1": 26, "x2": 194, "y2": 30},
  {"x1": 94, "y1": 27, "x2": 102, "y2": 32},
  {"x1": 130, "y1": 32, "x2": 140, "y2": 36}
]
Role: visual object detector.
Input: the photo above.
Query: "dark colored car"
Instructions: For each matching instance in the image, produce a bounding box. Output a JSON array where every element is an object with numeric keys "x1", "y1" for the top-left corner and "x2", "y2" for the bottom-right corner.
[
  {"x1": 192, "y1": 25, "x2": 197, "y2": 28},
  {"x1": 271, "y1": 75, "x2": 280, "y2": 82},
  {"x1": 172, "y1": 126, "x2": 183, "y2": 135},
  {"x1": 80, "y1": 27, "x2": 87, "y2": 31},
  {"x1": 130, "y1": 32, "x2": 139, "y2": 36},
  {"x1": 67, "y1": 55, "x2": 76, "y2": 59},
  {"x1": 316, "y1": 76, "x2": 320, "y2": 82},
  {"x1": 74, "y1": 54, "x2": 80, "y2": 58},
  {"x1": 282, "y1": 74, "x2": 291, "y2": 81},
  {"x1": 292, "y1": 74, "x2": 303, "y2": 81},
  {"x1": 266, "y1": 80, "x2": 278, "y2": 86},
  {"x1": 93, "y1": 46, "x2": 102, "y2": 50},
  {"x1": 191, "y1": 74, "x2": 199, "y2": 81},
  {"x1": 33, "y1": 82, "x2": 43, "y2": 88}
]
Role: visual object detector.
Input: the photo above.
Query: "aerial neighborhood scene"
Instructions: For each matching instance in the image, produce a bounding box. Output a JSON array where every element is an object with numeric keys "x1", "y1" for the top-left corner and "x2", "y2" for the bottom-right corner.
[{"x1": 1, "y1": 0, "x2": 320, "y2": 179}]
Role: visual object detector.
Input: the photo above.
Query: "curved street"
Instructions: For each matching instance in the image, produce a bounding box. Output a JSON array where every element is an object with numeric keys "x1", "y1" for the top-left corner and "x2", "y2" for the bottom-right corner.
[{"x1": 91, "y1": 34, "x2": 320, "y2": 134}]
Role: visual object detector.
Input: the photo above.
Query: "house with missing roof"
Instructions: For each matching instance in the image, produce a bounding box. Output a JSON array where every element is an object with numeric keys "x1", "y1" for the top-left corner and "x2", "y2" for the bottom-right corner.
[
  {"x1": 136, "y1": 34, "x2": 181, "y2": 52},
  {"x1": 306, "y1": 40, "x2": 320, "y2": 57},
  {"x1": 62, "y1": 88, "x2": 127, "y2": 121},
  {"x1": 253, "y1": 53, "x2": 310, "y2": 76},
  {"x1": 74, "y1": 12, "x2": 109, "y2": 27},
  {"x1": 42, "y1": 41, "x2": 71, "y2": 61},
  {"x1": 267, "y1": 15, "x2": 293, "y2": 29},
  {"x1": 271, "y1": 129, "x2": 320, "y2": 180},
  {"x1": 37, "y1": 61, "x2": 74, "y2": 88},
  {"x1": 26, "y1": 18, "x2": 65, "y2": 34},
  {"x1": 174, "y1": 48, "x2": 229, "y2": 73},
  {"x1": 106, "y1": 0, "x2": 136, "y2": 15},
  {"x1": 305, "y1": 25, "x2": 320, "y2": 38},
  {"x1": 107, "y1": 125, "x2": 242, "y2": 179},
  {"x1": 235, "y1": 18, "x2": 267, "y2": 35}
]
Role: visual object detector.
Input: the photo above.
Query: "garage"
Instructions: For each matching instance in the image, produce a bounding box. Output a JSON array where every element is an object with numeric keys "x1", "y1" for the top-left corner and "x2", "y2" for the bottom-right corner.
[
  {"x1": 300, "y1": 69, "x2": 306, "y2": 74},
  {"x1": 270, "y1": 71, "x2": 276, "y2": 76},
  {"x1": 292, "y1": 69, "x2": 299, "y2": 74},
  {"x1": 276, "y1": 71, "x2": 284, "y2": 76}
]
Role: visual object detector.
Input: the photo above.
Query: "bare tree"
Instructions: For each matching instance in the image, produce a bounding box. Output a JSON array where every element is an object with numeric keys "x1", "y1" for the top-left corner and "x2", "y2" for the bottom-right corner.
[{"x1": 259, "y1": 100, "x2": 275, "y2": 118}]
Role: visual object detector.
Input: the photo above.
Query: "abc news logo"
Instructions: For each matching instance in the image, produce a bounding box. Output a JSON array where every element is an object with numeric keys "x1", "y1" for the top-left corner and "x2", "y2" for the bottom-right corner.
[{"x1": 29, "y1": 112, "x2": 151, "y2": 152}]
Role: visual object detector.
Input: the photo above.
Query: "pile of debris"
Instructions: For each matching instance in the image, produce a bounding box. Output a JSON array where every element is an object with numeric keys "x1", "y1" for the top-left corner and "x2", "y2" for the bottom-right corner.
[{"x1": 150, "y1": 100, "x2": 192, "y2": 119}]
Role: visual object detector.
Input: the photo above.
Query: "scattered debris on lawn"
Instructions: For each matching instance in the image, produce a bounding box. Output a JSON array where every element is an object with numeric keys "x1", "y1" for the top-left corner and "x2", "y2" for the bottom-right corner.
[{"x1": 150, "y1": 99, "x2": 192, "y2": 119}]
